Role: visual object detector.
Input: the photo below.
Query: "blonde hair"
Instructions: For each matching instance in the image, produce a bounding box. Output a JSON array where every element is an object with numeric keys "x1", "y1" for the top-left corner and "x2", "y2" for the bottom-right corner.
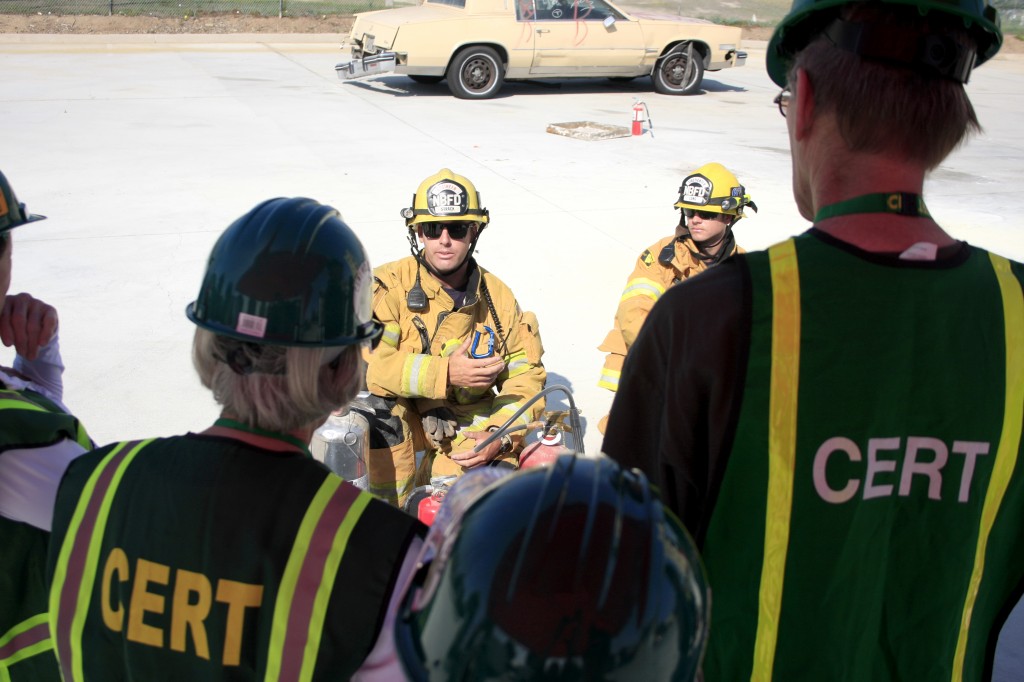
[{"x1": 193, "y1": 328, "x2": 363, "y2": 433}]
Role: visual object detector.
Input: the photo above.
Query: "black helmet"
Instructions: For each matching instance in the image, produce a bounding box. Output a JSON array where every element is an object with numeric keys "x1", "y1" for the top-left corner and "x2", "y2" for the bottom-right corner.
[
  {"x1": 0, "y1": 170, "x2": 46, "y2": 234},
  {"x1": 766, "y1": 0, "x2": 1002, "y2": 86},
  {"x1": 186, "y1": 197, "x2": 381, "y2": 347},
  {"x1": 395, "y1": 455, "x2": 710, "y2": 681}
]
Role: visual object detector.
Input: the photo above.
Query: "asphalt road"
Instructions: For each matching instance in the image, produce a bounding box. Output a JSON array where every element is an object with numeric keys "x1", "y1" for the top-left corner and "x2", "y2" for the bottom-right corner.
[{"x1": 0, "y1": 34, "x2": 1022, "y2": 676}]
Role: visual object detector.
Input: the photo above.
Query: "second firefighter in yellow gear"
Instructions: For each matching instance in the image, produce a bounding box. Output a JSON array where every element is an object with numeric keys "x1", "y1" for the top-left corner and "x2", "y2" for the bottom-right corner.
[
  {"x1": 364, "y1": 168, "x2": 546, "y2": 506},
  {"x1": 597, "y1": 162, "x2": 756, "y2": 433}
]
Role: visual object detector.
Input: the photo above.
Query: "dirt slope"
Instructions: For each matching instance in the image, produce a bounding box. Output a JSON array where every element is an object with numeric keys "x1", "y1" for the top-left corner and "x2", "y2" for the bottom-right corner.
[{"x1": 0, "y1": 13, "x2": 1019, "y2": 52}]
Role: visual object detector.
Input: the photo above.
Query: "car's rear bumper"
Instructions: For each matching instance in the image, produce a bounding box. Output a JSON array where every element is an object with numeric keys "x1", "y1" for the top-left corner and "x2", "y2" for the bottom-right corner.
[
  {"x1": 335, "y1": 52, "x2": 398, "y2": 80},
  {"x1": 708, "y1": 50, "x2": 747, "y2": 71}
]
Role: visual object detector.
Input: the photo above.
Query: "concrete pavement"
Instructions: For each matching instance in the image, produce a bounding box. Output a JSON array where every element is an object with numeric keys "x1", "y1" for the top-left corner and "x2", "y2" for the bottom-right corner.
[
  {"x1": 2, "y1": 34, "x2": 1021, "y2": 452},
  {"x1": 1, "y1": 31, "x2": 1023, "y2": 679}
]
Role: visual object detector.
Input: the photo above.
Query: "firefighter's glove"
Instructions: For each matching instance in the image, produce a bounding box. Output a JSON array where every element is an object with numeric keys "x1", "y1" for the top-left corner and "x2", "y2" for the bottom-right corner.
[{"x1": 422, "y1": 408, "x2": 458, "y2": 448}]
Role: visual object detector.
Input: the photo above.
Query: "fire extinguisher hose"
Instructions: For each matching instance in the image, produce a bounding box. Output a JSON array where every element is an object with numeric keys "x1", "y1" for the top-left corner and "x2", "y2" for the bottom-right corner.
[{"x1": 471, "y1": 384, "x2": 584, "y2": 456}]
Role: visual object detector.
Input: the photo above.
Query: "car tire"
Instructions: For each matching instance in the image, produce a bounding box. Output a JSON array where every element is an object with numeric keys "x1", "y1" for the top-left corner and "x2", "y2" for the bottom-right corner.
[
  {"x1": 408, "y1": 75, "x2": 444, "y2": 85},
  {"x1": 652, "y1": 43, "x2": 704, "y2": 95},
  {"x1": 447, "y1": 46, "x2": 504, "y2": 99}
]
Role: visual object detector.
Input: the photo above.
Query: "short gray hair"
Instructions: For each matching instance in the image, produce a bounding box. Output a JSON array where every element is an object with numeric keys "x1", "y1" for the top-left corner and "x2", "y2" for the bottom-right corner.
[
  {"x1": 193, "y1": 328, "x2": 363, "y2": 433},
  {"x1": 790, "y1": 4, "x2": 980, "y2": 170}
]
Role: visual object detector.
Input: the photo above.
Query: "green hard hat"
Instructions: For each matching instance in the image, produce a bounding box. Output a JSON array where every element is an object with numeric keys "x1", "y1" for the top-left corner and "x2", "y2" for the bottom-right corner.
[
  {"x1": 186, "y1": 197, "x2": 382, "y2": 347},
  {"x1": 395, "y1": 455, "x2": 710, "y2": 681},
  {"x1": 0, "y1": 170, "x2": 46, "y2": 234},
  {"x1": 766, "y1": 0, "x2": 1003, "y2": 86}
]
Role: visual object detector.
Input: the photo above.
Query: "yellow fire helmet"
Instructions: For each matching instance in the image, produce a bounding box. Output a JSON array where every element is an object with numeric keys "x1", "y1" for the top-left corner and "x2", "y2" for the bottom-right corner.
[
  {"x1": 674, "y1": 162, "x2": 757, "y2": 219},
  {"x1": 401, "y1": 168, "x2": 490, "y2": 229}
]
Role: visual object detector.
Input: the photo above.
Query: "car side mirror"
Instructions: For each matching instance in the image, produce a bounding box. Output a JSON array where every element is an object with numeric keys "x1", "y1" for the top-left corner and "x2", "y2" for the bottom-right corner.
[{"x1": 603, "y1": 15, "x2": 616, "y2": 29}]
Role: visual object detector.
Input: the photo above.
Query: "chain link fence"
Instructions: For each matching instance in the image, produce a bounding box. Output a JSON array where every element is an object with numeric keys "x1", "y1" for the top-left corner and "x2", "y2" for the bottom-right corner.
[
  {"x1": 0, "y1": 0, "x2": 1020, "y2": 27},
  {"x1": 0, "y1": 0, "x2": 413, "y2": 17}
]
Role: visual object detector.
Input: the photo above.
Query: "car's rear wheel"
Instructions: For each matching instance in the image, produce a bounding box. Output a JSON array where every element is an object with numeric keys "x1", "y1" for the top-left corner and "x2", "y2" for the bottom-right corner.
[
  {"x1": 409, "y1": 75, "x2": 444, "y2": 85},
  {"x1": 447, "y1": 46, "x2": 504, "y2": 99},
  {"x1": 652, "y1": 43, "x2": 704, "y2": 95}
]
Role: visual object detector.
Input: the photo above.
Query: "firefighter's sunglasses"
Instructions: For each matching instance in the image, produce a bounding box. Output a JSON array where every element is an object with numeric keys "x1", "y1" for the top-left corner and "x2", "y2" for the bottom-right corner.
[
  {"x1": 683, "y1": 209, "x2": 723, "y2": 221},
  {"x1": 422, "y1": 221, "x2": 478, "y2": 240}
]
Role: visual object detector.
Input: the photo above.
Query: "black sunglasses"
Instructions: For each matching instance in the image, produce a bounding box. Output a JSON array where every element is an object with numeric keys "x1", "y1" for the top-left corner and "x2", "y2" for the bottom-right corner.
[
  {"x1": 774, "y1": 88, "x2": 791, "y2": 118},
  {"x1": 421, "y1": 221, "x2": 477, "y2": 240},
  {"x1": 683, "y1": 209, "x2": 723, "y2": 221}
]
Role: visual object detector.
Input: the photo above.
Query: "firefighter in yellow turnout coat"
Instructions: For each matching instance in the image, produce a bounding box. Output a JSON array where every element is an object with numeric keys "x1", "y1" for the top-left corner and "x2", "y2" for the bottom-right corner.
[
  {"x1": 365, "y1": 169, "x2": 546, "y2": 506},
  {"x1": 597, "y1": 163, "x2": 755, "y2": 432}
]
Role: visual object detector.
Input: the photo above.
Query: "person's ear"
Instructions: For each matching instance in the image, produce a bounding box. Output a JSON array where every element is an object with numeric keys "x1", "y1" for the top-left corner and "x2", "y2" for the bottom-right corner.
[{"x1": 793, "y1": 68, "x2": 816, "y2": 141}]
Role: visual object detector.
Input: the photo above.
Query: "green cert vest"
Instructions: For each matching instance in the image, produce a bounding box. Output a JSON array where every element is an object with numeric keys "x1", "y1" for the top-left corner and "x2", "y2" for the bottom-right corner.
[
  {"x1": 0, "y1": 388, "x2": 91, "y2": 682},
  {"x1": 703, "y1": 235, "x2": 1024, "y2": 681},
  {"x1": 48, "y1": 435, "x2": 422, "y2": 682}
]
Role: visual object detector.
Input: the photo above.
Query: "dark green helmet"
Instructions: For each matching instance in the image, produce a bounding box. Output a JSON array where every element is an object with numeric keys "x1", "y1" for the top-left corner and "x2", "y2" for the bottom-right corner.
[
  {"x1": 766, "y1": 0, "x2": 1003, "y2": 86},
  {"x1": 395, "y1": 455, "x2": 710, "y2": 681},
  {"x1": 186, "y1": 197, "x2": 381, "y2": 347},
  {"x1": 0, "y1": 170, "x2": 46, "y2": 234}
]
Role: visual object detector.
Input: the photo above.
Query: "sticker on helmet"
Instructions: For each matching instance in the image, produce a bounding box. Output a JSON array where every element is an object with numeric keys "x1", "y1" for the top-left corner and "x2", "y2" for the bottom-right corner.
[
  {"x1": 680, "y1": 174, "x2": 713, "y2": 206},
  {"x1": 427, "y1": 180, "x2": 469, "y2": 217},
  {"x1": 731, "y1": 186, "x2": 744, "y2": 197},
  {"x1": 353, "y1": 260, "x2": 373, "y2": 325},
  {"x1": 236, "y1": 312, "x2": 268, "y2": 338}
]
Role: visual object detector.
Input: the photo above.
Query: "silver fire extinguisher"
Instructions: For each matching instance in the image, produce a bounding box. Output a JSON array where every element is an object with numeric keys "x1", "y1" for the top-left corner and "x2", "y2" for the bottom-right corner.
[{"x1": 310, "y1": 391, "x2": 371, "y2": 490}]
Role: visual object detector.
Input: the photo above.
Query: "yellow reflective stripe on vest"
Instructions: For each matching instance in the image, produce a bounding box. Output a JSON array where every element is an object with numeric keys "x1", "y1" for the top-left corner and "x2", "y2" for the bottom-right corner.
[
  {"x1": 504, "y1": 349, "x2": 530, "y2": 379},
  {"x1": 620, "y1": 277, "x2": 665, "y2": 303},
  {"x1": 491, "y1": 399, "x2": 529, "y2": 428},
  {"x1": 265, "y1": 477, "x2": 372, "y2": 682},
  {"x1": 0, "y1": 391, "x2": 91, "y2": 449},
  {"x1": 401, "y1": 354, "x2": 434, "y2": 397},
  {"x1": 753, "y1": 239, "x2": 801, "y2": 682},
  {"x1": 49, "y1": 439, "x2": 153, "y2": 682},
  {"x1": 598, "y1": 367, "x2": 620, "y2": 392},
  {"x1": 381, "y1": 323, "x2": 401, "y2": 349},
  {"x1": 0, "y1": 613, "x2": 52, "y2": 670},
  {"x1": 952, "y1": 253, "x2": 1024, "y2": 681}
]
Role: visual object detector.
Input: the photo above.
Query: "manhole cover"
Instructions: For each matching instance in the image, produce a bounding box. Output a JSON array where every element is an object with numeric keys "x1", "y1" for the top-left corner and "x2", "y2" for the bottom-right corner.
[{"x1": 546, "y1": 121, "x2": 632, "y2": 141}]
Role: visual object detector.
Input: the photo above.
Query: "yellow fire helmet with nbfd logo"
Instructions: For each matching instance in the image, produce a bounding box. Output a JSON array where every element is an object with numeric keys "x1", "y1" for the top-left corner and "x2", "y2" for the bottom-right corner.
[
  {"x1": 674, "y1": 162, "x2": 757, "y2": 220},
  {"x1": 401, "y1": 168, "x2": 490, "y2": 229}
]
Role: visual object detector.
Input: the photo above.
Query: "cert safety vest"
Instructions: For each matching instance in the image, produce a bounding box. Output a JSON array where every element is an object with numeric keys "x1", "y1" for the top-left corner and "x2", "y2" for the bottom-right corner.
[
  {"x1": 48, "y1": 434, "x2": 422, "y2": 681},
  {"x1": 703, "y1": 235, "x2": 1024, "y2": 681},
  {"x1": 0, "y1": 388, "x2": 91, "y2": 682}
]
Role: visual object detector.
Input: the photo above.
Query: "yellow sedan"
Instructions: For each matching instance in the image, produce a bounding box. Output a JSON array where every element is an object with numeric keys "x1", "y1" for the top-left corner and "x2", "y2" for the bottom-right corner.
[{"x1": 336, "y1": 0, "x2": 746, "y2": 99}]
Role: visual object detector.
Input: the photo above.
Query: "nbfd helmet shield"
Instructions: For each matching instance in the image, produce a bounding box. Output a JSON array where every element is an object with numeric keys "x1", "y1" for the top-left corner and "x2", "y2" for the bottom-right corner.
[
  {"x1": 427, "y1": 180, "x2": 470, "y2": 218},
  {"x1": 395, "y1": 455, "x2": 710, "y2": 682},
  {"x1": 186, "y1": 197, "x2": 381, "y2": 347},
  {"x1": 0, "y1": 170, "x2": 46, "y2": 234},
  {"x1": 679, "y1": 173, "x2": 715, "y2": 207}
]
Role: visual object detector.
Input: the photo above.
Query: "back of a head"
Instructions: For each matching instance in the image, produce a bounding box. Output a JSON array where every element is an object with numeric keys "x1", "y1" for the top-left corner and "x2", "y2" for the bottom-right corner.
[
  {"x1": 395, "y1": 455, "x2": 710, "y2": 681},
  {"x1": 767, "y1": 0, "x2": 1003, "y2": 168},
  {"x1": 187, "y1": 197, "x2": 382, "y2": 431}
]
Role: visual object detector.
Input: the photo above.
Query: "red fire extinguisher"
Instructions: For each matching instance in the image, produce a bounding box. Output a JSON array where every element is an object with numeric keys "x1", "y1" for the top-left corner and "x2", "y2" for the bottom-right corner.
[
  {"x1": 403, "y1": 475, "x2": 457, "y2": 526},
  {"x1": 519, "y1": 427, "x2": 573, "y2": 469},
  {"x1": 632, "y1": 99, "x2": 649, "y2": 136}
]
